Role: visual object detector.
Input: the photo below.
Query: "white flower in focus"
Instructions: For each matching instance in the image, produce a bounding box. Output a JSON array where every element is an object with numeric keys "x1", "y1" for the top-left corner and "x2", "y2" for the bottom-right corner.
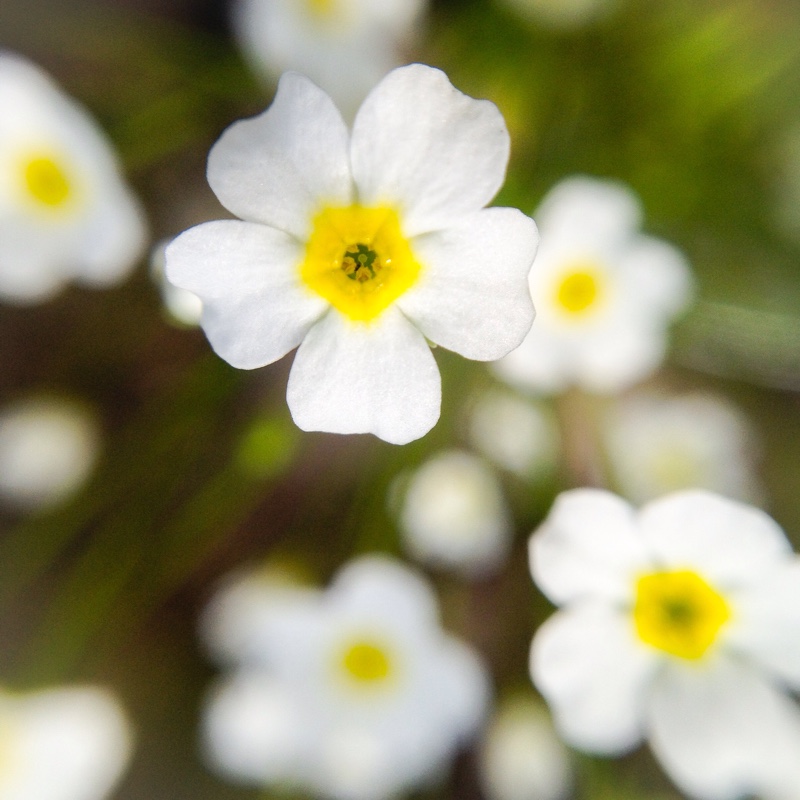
[
  {"x1": 479, "y1": 695, "x2": 572, "y2": 800},
  {"x1": 499, "y1": 0, "x2": 618, "y2": 30},
  {"x1": 530, "y1": 489, "x2": 800, "y2": 800},
  {"x1": 468, "y1": 388, "x2": 560, "y2": 479},
  {"x1": 0, "y1": 685, "x2": 132, "y2": 800},
  {"x1": 0, "y1": 396, "x2": 100, "y2": 510},
  {"x1": 604, "y1": 391, "x2": 762, "y2": 505},
  {"x1": 166, "y1": 64, "x2": 538, "y2": 445},
  {"x1": 203, "y1": 555, "x2": 490, "y2": 800},
  {"x1": 397, "y1": 450, "x2": 512, "y2": 575},
  {"x1": 0, "y1": 52, "x2": 147, "y2": 304},
  {"x1": 232, "y1": 0, "x2": 425, "y2": 120},
  {"x1": 494, "y1": 176, "x2": 691, "y2": 395}
]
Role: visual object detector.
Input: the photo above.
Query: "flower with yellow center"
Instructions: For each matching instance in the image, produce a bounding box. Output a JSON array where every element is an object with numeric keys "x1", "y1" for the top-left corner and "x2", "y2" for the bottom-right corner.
[
  {"x1": 0, "y1": 52, "x2": 147, "y2": 304},
  {"x1": 529, "y1": 488, "x2": 800, "y2": 800},
  {"x1": 0, "y1": 685, "x2": 132, "y2": 800},
  {"x1": 167, "y1": 65, "x2": 538, "y2": 444},
  {"x1": 231, "y1": 0, "x2": 426, "y2": 120},
  {"x1": 202, "y1": 555, "x2": 490, "y2": 800},
  {"x1": 493, "y1": 175, "x2": 692, "y2": 395}
]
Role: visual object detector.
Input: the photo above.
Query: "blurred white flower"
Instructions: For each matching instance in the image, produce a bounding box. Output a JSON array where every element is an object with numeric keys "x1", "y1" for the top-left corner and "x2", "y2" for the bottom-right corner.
[
  {"x1": 467, "y1": 388, "x2": 561, "y2": 479},
  {"x1": 494, "y1": 176, "x2": 692, "y2": 395},
  {"x1": 530, "y1": 489, "x2": 800, "y2": 800},
  {"x1": 149, "y1": 238, "x2": 202, "y2": 327},
  {"x1": 397, "y1": 450, "x2": 512, "y2": 576},
  {"x1": 0, "y1": 52, "x2": 147, "y2": 304},
  {"x1": 232, "y1": 0, "x2": 426, "y2": 120},
  {"x1": 479, "y1": 694, "x2": 572, "y2": 800},
  {"x1": 0, "y1": 685, "x2": 132, "y2": 800},
  {"x1": 167, "y1": 64, "x2": 537, "y2": 444},
  {"x1": 0, "y1": 396, "x2": 100, "y2": 510},
  {"x1": 498, "y1": 0, "x2": 618, "y2": 30},
  {"x1": 203, "y1": 555, "x2": 490, "y2": 800},
  {"x1": 603, "y1": 391, "x2": 762, "y2": 505}
]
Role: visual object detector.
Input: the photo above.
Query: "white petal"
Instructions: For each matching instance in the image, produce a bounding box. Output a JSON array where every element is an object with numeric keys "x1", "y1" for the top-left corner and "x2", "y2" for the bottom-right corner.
[
  {"x1": 637, "y1": 491, "x2": 791, "y2": 589},
  {"x1": 350, "y1": 65, "x2": 510, "y2": 237},
  {"x1": 398, "y1": 208, "x2": 537, "y2": 360},
  {"x1": 203, "y1": 672, "x2": 306, "y2": 785},
  {"x1": 166, "y1": 220, "x2": 327, "y2": 369},
  {"x1": 727, "y1": 559, "x2": 800, "y2": 691},
  {"x1": 531, "y1": 604, "x2": 657, "y2": 754},
  {"x1": 207, "y1": 72, "x2": 352, "y2": 237},
  {"x1": 0, "y1": 686, "x2": 132, "y2": 800},
  {"x1": 532, "y1": 176, "x2": 642, "y2": 247},
  {"x1": 646, "y1": 657, "x2": 800, "y2": 800},
  {"x1": 286, "y1": 307, "x2": 441, "y2": 444},
  {"x1": 530, "y1": 489, "x2": 651, "y2": 605},
  {"x1": 330, "y1": 556, "x2": 441, "y2": 632}
]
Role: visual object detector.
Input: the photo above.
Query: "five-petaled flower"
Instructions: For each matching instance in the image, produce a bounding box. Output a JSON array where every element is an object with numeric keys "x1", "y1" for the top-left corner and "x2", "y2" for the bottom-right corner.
[
  {"x1": 530, "y1": 489, "x2": 800, "y2": 800},
  {"x1": 166, "y1": 63, "x2": 538, "y2": 444}
]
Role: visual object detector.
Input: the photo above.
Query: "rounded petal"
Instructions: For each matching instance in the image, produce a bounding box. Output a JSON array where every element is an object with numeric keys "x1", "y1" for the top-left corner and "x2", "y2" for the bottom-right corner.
[
  {"x1": 397, "y1": 208, "x2": 537, "y2": 360},
  {"x1": 350, "y1": 64, "x2": 510, "y2": 237},
  {"x1": 727, "y1": 558, "x2": 800, "y2": 690},
  {"x1": 203, "y1": 672, "x2": 306, "y2": 785},
  {"x1": 530, "y1": 489, "x2": 651, "y2": 605},
  {"x1": 646, "y1": 657, "x2": 800, "y2": 800},
  {"x1": 165, "y1": 220, "x2": 327, "y2": 369},
  {"x1": 531, "y1": 604, "x2": 657, "y2": 754},
  {"x1": 0, "y1": 686, "x2": 132, "y2": 800},
  {"x1": 207, "y1": 72, "x2": 352, "y2": 237},
  {"x1": 637, "y1": 491, "x2": 791, "y2": 590},
  {"x1": 286, "y1": 306, "x2": 441, "y2": 444}
]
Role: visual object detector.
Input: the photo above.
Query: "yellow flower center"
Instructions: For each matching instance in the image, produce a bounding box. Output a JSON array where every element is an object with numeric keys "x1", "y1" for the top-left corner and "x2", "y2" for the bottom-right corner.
[
  {"x1": 633, "y1": 570, "x2": 731, "y2": 660},
  {"x1": 649, "y1": 444, "x2": 705, "y2": 493},
  {"x1": 300, "y1": 205, "x2": 421, "y2": 322},
  {"x1": 340, "y1": 638, "x2": 393, "y2": 685},
  {"x1": 306, "y1": 0, "x2": 335, "y2": 16},
  {"x1": 21, "y1": 153, "x2": 73, "y2": 209},
  {"x1": 554, "y1": 264, "x2": 603, "y2": 316}
]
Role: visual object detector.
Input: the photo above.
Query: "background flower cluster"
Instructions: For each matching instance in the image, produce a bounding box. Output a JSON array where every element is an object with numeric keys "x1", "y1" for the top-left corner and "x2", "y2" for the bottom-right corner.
[{"x1": 1, "y1": 0, "x2": 800, "y2": 799}]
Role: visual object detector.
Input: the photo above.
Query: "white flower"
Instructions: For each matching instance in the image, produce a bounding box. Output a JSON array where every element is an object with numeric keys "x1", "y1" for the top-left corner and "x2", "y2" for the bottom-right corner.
[
  {"x1": 396, "y1": 449, "x2": 512, "y2": 576},
  {"x1": 467, "y1": 388, "x2": 560, "y2": 479},
  {"x1": 0, "y1": 52, "x2": 147, "y2": 304},
  {"x1": 479, "y1": 694, "x2": 572, "y2": 800},
  {"x1": 529, "y1": 489, "x2": 800, "y2": 800},
  {"x1": 493, "y1": 176, "x2": 691, "y2": 395},
  {"x1": 166, "y1": 64, "x2": 538, "y2": 445},
  {"x1": 0, "y1": 396, "x2": 100, "y2": 510},
  {"x1": 150, "y1": 237, "x2": 202, "y2": 327},
  {"x1": 232, "y1": 0, "x2": 426, "y2": 120},
  {"x1": 0, "y1": 685, "x2": 132, "y2": 800},
  {"x1": 603, "y1": 391, "x2": 762, "y2": 505},
  {"x1": 203, "y1": 555, "x2": 490, "y2": 800}
]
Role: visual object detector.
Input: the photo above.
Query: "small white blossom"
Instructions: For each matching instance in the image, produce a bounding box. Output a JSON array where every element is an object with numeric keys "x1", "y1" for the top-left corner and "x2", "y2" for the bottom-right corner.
[
  {"x1": 0, "y1": 396, "x2": 100, "y2": 510},
  {"x1": 479, "y1": 695, "x2": 572, "y2": 800},
  {"x1": 530, "y1": 489, "x2": 800, "y2": 800},
  {"x1": 494, "y1": 176, "x2": 691, "y2": 395},
  {"x1": 397, "y1": 450, "x2": 512, "y2": 576},
  {"x1": 467, "y1": 388, "x2": 560, "y2": 479},
  {"x1": 166, "y1": 64, "x2": 537, "y2": 444},
  {"x1": 203, "y1": 555, "x2": 490, "y2": 800},
  {"x1": 0, "y1": 52, "x2": 147, "y2": 304},
  {"x1": 232, "y1": 0, "x2": 425, "y2": 120},
  {"x1": 603, "y1": 391, "x2": 762, "y2": 505},
  {"x1": 0, "y1": 685, "x2": 132, "y2": 800}
]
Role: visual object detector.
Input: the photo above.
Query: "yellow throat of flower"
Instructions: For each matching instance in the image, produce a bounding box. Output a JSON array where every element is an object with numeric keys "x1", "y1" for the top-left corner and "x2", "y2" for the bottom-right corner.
[
  {"x1": 338, "y1": 637, "x2": 394, "y2": 687},
  {"x1": 19, "y1": 152, "x2": 76, "y2": 212},
  {"x1": 300, "y1": 205, "x2": 421, "y2": 323},
  {"x1": 633, "y1": 569, "x2": 731, "y2": 660},
  {"x1": 553, "y1": 262, "x2": 605, "y2": 317}
]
